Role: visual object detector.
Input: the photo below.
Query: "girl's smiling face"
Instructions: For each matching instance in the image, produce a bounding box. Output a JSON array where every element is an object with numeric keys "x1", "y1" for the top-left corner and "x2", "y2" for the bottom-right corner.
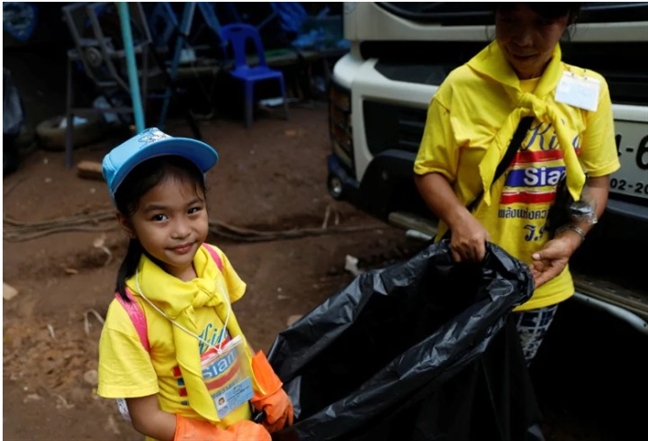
[
  {"x1": 495, "y1": 4, "x2": 570, "y2": 79},
  {"x1": 119, "y1": 174, "x2": 209, "y2": 281}
]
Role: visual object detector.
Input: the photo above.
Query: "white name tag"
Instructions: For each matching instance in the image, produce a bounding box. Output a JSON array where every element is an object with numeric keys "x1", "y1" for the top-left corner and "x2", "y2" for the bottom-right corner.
[{"x1": 554, "y1": 71, "x2": 600, "y2": 112}]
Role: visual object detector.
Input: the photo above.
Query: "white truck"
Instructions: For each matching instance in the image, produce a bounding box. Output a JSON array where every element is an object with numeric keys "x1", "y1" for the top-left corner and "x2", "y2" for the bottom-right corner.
[{"x1": 326, "y1": 2, "x2": 648, "y2": 334}]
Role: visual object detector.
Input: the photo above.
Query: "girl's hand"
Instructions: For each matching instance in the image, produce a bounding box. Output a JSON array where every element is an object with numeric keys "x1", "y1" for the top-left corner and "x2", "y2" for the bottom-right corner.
[
  {"x1": 448, "y1": 213, "x2": 491, "y2": 263},
  {"x1": 174, "y1": 416, "x2": 271, "y2": 441},
  {"x1": 250, "y1": 351, "x2": 294, "y2": 432},
  {"x1": 530, "y1": 232, "x2": 580, "y2": 287}
]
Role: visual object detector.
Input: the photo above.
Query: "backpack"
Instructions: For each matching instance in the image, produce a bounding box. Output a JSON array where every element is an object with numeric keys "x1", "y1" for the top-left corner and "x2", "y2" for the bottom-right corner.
[{"x1": 114, "y1": 243, "x2": 224, "y2": 352}]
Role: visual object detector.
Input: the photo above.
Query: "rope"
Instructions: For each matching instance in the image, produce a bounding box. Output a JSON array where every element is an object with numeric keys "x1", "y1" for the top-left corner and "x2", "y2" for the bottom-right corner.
[
  {"x1": 3, "y1": 211, "x2": 117, "y2": 241},
  {"x1": 3, "y1": 210, "x2": 387, "y2": 243}
]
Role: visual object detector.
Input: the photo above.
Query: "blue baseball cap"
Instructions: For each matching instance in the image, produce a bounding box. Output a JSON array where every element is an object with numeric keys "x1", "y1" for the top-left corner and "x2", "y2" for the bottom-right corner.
[{"x1": 102, "y1": 127, "x2": 219, "y2": 201}]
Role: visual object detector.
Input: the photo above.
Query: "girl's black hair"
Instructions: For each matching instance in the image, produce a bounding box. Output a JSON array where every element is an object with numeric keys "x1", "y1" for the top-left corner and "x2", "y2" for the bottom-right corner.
[
  {"x1": 113, "y1": 155, "x2": 207, "y2": 300},
  {"x1": 492, "y1": 3, "x2": 582, "y2": 24}
]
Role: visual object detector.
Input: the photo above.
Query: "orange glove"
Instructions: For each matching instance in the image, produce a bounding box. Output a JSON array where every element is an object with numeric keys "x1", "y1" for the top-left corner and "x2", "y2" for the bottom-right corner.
[
  {"x1": 250, "y1": 351, "x2": 294, "y2": 432},
  {"x1": 174, "y1": 415, "x2": 271, "y2": 441}
]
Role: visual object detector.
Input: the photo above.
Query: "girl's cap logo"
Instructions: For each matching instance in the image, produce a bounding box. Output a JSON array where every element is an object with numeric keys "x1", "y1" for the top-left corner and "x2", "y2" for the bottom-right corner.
[{"x1": 137, "y1": 128, "x2": 172, "y2": 148}]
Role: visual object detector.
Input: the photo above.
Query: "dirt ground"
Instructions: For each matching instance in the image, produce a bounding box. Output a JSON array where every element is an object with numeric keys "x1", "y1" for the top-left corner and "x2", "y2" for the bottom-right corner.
[
  {"x1": 3, "y1": 105, "x2": 415, "y2": 440},
  {"x1": 3, "y1": 105, "x2": 645, "y2": 441}
]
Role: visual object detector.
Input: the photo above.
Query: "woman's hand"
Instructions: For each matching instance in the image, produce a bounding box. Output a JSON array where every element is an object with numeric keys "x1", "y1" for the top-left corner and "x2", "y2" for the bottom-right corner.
[
  {"x1": 530, "y1": 231, "x2": 581, "y2": 287},
  {"x1": 414, "y1": 173, "x2": 491, "y2": 263},
  {"x1": 448, "y1": 212, "x2": 491, "y2": 263}
]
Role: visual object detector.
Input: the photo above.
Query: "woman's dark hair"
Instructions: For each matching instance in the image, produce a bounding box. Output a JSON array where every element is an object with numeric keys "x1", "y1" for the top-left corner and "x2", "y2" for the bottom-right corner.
[
  {"x1": 113, "y1": 155, "x2": 207, "y2": 300},
  {"x1": 493, "y1": 3, "x2": 581, "y2": 24}
]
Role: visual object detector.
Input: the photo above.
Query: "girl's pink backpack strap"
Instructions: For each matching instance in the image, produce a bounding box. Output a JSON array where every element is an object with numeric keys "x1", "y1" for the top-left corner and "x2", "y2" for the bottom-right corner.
[
  {"x1": 202, "y1": 243, "x2": 223, "y2": 271},
  {"x1": 115, "y1": 289, "x2": 150, "y2": 353}
]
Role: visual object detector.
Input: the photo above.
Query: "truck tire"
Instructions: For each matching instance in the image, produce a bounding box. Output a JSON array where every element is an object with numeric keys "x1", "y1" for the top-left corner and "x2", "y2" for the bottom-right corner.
[{"x1": 36, "y1": 115, "x2": 107, "y2": 151}]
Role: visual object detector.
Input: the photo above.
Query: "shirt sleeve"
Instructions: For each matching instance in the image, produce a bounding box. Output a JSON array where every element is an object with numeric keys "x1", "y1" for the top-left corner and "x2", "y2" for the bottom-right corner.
[
  {"x1": 579, "y1": 78, "x2": 621, "y2": 177},
  {"x1": 97, "y1": 299, "x2": 159, "y2": 399},
  {"x1": 413, "y1": 97, "x2": 460, "y2": 181}
]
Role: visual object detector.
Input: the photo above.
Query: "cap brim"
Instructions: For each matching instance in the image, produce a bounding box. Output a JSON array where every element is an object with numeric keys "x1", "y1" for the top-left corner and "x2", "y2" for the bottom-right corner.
[{"x1": 108, "y1": 137, "x2": 219, "y2": 195}]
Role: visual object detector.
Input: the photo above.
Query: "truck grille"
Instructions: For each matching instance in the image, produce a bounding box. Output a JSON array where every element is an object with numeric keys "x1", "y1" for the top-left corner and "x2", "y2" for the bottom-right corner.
[
  {"x1": 363, "y1": 101, "x2": 427, "y2": 156},
  {"x1": 328, "y1": 82, "x2": 354, "y2": 174}
]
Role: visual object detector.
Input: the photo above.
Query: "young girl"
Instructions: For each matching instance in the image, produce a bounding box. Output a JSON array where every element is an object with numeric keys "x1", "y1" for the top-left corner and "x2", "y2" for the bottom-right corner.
[{"x1": 97, "y1": 128, "x2": 293, "y2": 441}]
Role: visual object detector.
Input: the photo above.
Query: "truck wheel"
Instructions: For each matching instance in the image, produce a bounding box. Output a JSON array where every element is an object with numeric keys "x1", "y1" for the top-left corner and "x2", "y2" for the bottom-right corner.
[
  {"x1": 327, "y1": 174, "x2": 345, "y2": 200},
  {"x1": 36, "y1": 115, "x2": 107, "y2": 151}
]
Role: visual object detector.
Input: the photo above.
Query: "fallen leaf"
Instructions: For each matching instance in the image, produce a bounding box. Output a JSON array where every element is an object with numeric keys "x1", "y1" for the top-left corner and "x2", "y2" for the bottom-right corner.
[
  {"x1": 53, "y1": 393, "x2": 74, "y2": 410},
  {"x1": 83, "y1": 370, "x2": 98, "y2": 387},
  {"x1": 287, "y1": 315, "x2": 302, "y2": 326},
  {"x1": 24, "y1": 394, "x2": 43, "y2": 403},
  {"x1": 3, "y1": 282, "x2": 19, "y2": 301},
  {"x1": 93, "y1": 235, "x2": 106, "y2": 248},
  {"x1": 105, "y1": 415, "x2": 121, "y2": 435}
]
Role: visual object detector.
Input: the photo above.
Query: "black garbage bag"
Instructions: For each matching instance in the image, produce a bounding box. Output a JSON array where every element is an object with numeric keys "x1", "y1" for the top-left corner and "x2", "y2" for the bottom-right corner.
[{"x1": 267, "y1": 240, "x2": 544, "y2": 441}]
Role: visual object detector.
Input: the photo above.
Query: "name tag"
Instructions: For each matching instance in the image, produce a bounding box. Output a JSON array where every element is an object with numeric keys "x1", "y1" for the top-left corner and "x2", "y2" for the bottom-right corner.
[
  {"x1": 214, "y1": 377, "x2": 254, "y2": 418},
  {"x1": 200, "y1": 335, "x2": 254, "y2": 419},
  {"x1": 554, "y1": 71, "x2": 600, "y2": 112}
]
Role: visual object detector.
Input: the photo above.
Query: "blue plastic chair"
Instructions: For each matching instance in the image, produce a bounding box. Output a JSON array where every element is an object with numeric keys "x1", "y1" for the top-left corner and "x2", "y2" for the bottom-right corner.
[{"x1": 220, "y1": 23, "x2": 289, "y2": 128}]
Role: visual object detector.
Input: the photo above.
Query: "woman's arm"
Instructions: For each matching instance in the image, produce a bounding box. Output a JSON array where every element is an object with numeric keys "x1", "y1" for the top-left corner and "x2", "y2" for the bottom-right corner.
[
  {"x1": 563, "y1": 175, "x2": 610, "y2": 239},
  {"x1": 414, "y1": 93, "x2": 491, "y2": 262},
  {"x1": 530, "y1": 175, "x2": 610, "y2": 286},
  {"x1": 415, "y1": 172, "x2": 491, "y2": 262},
  {"x1": 127, "y1": 394, "x2": 177, "y2": 441}
]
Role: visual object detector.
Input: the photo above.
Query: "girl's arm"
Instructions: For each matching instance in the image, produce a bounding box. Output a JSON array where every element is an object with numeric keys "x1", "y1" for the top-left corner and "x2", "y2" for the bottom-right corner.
[{"x1": 127, "y1": 394, "x2": 177, "y2": 441}]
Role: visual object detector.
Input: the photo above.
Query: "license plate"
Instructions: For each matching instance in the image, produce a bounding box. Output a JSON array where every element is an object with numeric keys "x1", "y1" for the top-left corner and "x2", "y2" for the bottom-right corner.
[{"x1": 610, "y1": 120, "x2": 648, "y2": 200}]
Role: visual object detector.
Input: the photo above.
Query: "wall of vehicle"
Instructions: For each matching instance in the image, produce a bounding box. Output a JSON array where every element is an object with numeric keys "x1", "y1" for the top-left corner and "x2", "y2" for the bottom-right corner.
[{"x1": 328, "y1": 2, "x2": 648, "y2": 232}]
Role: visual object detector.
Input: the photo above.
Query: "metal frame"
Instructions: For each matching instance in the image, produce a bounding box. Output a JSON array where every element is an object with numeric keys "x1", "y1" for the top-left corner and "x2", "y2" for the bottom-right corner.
[
  {"x1": 61, "y1": 2, "x2": 166, "y2": 167},
  {"x1": 573, "y1": 292, "x2": 648, "y2": 336}
]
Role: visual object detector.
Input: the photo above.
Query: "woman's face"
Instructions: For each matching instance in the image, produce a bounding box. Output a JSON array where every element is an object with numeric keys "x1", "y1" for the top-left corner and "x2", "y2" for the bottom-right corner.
[{"x1": 495, "y1": 4, "x2": 570, "y2": 79}]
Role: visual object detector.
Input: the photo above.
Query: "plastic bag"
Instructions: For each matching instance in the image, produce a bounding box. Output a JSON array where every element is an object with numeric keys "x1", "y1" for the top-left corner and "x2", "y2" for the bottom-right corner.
[
  {"x1": 3, "y1": 68, "x2": 24, "y2": 136},
  {"x1": 3, "y1": 68, "x2": 24, "y2": 176},
  {"x1": 267, "y1": 240, "x2": 543, "y2": 441}
]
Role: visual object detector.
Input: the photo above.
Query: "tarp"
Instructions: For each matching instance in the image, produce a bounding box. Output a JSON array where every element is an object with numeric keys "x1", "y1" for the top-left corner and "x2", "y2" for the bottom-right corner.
[{"x1": 3, "y1": 68, "x2": 24, "y2": 137}]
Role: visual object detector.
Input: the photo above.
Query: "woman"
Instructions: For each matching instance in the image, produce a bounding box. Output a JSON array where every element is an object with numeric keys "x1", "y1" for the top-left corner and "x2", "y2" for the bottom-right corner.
[{"x1": 413, "y1": 3, "x2": 620, "y2": 363}]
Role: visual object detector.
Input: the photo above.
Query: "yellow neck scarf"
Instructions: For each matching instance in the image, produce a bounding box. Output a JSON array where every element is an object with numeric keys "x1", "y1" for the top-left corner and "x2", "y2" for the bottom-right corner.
[
  {"x1": 467, "y1": 41, "x2": 586, "y2": 205},
  {"x1": 126, "y1": 245, "x2": 248, "y2": 422}
]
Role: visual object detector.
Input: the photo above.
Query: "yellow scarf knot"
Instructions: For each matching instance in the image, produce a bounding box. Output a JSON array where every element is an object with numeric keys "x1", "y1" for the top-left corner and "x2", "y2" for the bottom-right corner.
[{"x1": 468, "y1": 41, "x2": 586, "y2": 207}]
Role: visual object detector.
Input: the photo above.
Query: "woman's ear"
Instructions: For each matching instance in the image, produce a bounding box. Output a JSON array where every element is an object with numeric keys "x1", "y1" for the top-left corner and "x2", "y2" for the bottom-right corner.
[{"x1": 115, "y1": 212, "x2": 136, "y2": 239}]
